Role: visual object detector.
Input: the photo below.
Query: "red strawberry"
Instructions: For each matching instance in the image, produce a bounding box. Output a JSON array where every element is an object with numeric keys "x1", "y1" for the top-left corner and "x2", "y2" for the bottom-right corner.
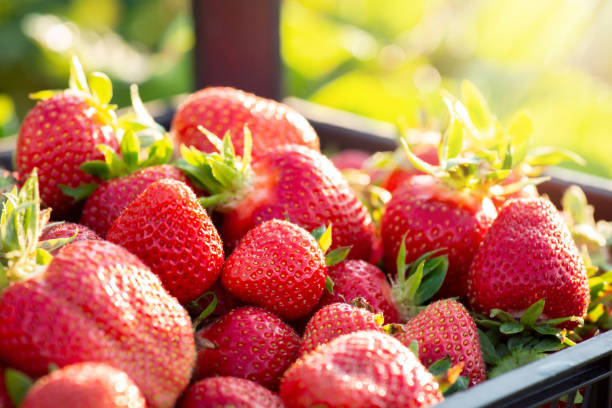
[
  {"x1": 221, "y1": 220, "x2": 326, "y2": 320},
  {"x1": 194, "y1": 306, "x2": 300, "y2": 389},
  {"x1": 318, "y1": 260, "x2": 400, "y2": 323},
  {"x1": 467, "y1": 198, "x2": 589, "y2": 327},
  {"x1": 299, "y1": 302, "x2": 384, "y2": 356},
  {"x1": 39, "y1": 222, "x2": 101, "y2": 252},
  {"x1": 0, "y1": 365, "x2": 13, "y2": 408},
  {"x1": 107, "y1": 178, "x2": 224, "y2": 303},
  {"x1": 178, "y1": 377, "x2": 283, "y2": 408},
  {"x1": 171, "y1": 87, "x2": 319, "y2": 158},
  {"x1": 0, "y1": 239, "x2": 195, "y2": 408},
  {"x1": 180, "y1": 138, "x2": 376, "y2": 260},
  {"x1": 280, "y1": 330, "x2": 444, "y2": 408},
  {"x1": 20, "y1": 362, "x2": 145, "y2": 408},
  {"x1": 397, "y1": 299, "x2": 486, "y2": 386},
  {"x1": 16, "y1": 58, "x2": 119, "y2": 218},
  {"x1": 81, "y1": 165, "x2": 189, "y2": 237},
  {"x1": 381, "y1": 142, "x2": 439, "y2": 194},
  {"x1": 382, "y1": 175, "x2": 497, "y2": 298},
  {"x1": 330, "y1": 149, "x2": 371, "y2": 171}
]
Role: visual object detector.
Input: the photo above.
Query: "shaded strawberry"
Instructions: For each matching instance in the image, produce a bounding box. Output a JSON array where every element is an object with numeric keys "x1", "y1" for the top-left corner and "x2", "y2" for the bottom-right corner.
[
  {"x1": 0, "y1": 173, "x2": 195, "y2": 408},
  {"x1": 178, "y1": 131, "x2": 376, "y2": 261},
  {"x1": 20, "y1": 362, "x2": 145, "y2": 408},
  {"x1": 468, "y1": 197, "x2": 589, "y2": 329},
  {"x1": 16, "y1": 57, "x2": 119, "y2": 218},
  {"x1": 171, "y1": 87, "x2": 319, "y2": 158},
  {"x1": 194, "y1": 306, "x2": 300, "y2": 390},
  {"x1": 318, "y1": 259, "x2": 400, "y2": 323},
  {"x1": 178, "y1": 377, "x2": 283, "y2": 408},
  {"x1": 221, "y1": 220, "x2": 327, "y2": 320},
  {"x1": 107, "y1": 178, "x2": 224, "y2": 303},
  {"x1": 81, "y1": 165, "x2": 189, "y2": 237},
  {"x1": 397, "y1": 299, "x2": 486, "y2": 387},
  {"x1": 280, "y1": 330, "x2": 444, "y2": 408}
]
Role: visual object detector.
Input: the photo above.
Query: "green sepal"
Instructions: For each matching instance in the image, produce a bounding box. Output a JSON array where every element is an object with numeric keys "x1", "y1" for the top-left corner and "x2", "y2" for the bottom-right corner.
[
  {"x1": 39, "y1": 228, "x2": 78, "y2": 253},
  {"x1": 520, "y1": 298, "x2": 545, "y2": 327},
  {"x1": 428, "y1": 356, "x2": 452, "y2": 376},
  {"x1": 29, "y1": 89, "x2": 62, "y2": 100},
  {"x1": 325, "y1": 246, "x2": 351, "y2": 267},
  {"x1": 316, "y1": 224, "x2": 332, "y2": 253},
  {"x1": 489, "y1": 309, "x2": 517, "y2": 323},
  {"x1": 59, "y1": 183, "x2": 98, "y2": 202},
  {"x1": 461, "y1": 80, "x2": 491, "y2": 132},
  {"x1": 311, "y1": 225, "x2": 327, "y2": 242},
  {"x1": 526, "y1": 146, "x2": 586, "y2": 167},
  {"x1": 69, "y1": 55, "x2": 89, "y2": 93},
  {"x1": 325, "y1": 275, "x2": 334, "y2": 294},
  {"x1": 429, "y1": 354, "x2": 470, "y2": 395},
  {"x1": 35, "y1": 248, "x2": 52, "y2": 265},
  {"x1": 88, "y1": 72, "x2": 113, "y2": 106},
  {"x1": 499, "y1": 322, "x2": 524, "y2": 335},
  {"x1": 191, "y1": 291, "x2": 218, "y2": 330},
  {"x1": 477, "y1": 328, "x2": 499, "y2": 365},
  {"x1": 5, "y1": 368, "x2": 33, "y2": 407},
  {"x1": 488, "y1": 349, "x2": 547, "y2": 379}
]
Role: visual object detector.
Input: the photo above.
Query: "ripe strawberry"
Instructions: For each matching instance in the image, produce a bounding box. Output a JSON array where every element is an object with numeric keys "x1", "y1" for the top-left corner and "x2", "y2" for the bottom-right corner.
[
  {"x1": 178, "y1": 377, "x2": 283, "y2": 408},
  {"x1": 318, "y1": 260, "x2": 400, "y2": 323},
  {"x1": 16, "y1": 57, "x2": 119, "y2": 218},
  {"x1": 280, "y1": 330, "x2": 444, "y2": 408},
  {"x1": 299, "y1": 302, "x2": 385, "y2": 356},
  {"x1": 467, "y1": 198, "x2": 589, "y2": 327},
  {"x1": 0, "y1": 365, "x2": 12, "y2": 408},
  {"x1": 20, "y1": 362, "x2": 145, "y2": 408},
  {"x1": 107, "y1": 178, "x2": 224, "y2": 303},
  {"x1": 171, "y1": 87, "x2": 319, "y2": 158},
  {"x1": 194, "y1": 306, "x2": 300, "y2": 389},
  {"x1": 81, "y1": 165, "x2": 189, "y2": 237},
  {"x1": 221, "y1": 220, "x2": 326, "y2": 320},
  {"x1": 39, "y1": 222, "x2": 101, "y2": 252},
  {"x1": 397, "y1": 299, "x2": 486, "y2": 386},
  {"x1": 382, "y1": 175, "x2": 497, "y2": 298},
  {"x1": 180, "y1": 135, "x2": 376, "y2": 260}
]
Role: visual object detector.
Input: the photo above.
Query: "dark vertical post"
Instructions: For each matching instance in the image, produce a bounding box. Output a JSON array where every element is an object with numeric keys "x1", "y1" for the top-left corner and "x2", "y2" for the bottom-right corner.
[{"x1": 192, "y1": 0, "x2": 282, "y2": 100}]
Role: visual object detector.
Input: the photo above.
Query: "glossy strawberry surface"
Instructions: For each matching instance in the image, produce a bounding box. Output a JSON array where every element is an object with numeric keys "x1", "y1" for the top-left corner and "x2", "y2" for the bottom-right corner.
[
  {"x1": 468, "y1": 198, "x2": 589, "y2": 326},
  {"x1": 222, "y1": 220, "x2": 326, "y2": 320},
  {"x1": 222, "y1": 145, "x2": 376, "y2": 261},
  {"x1": 194, "y1": 306, "x2": 300, "y2": 390},
  {"x1": 280, "y1": 330, "x2": 444, "y2": 408},
  {"x1": 300, "y1": 303, "x2": 382, "y2": 356},
  {"x1": 0, "y1": 240, "x2": 195, "y2": 408},
  {"x1": 318, "y1": 260, "x2": 399, "y2": 323},
  {"x1": 107, "y1": 178, "x2": 224, "y2": 303},
  {"x1": 381, "y1": 175, "x2": 497, "y2": 298},
  {"x1": 16, "y1": 91, "x2": 119, "y2": 217},
  {"x1": 171, "y1": 87, "x2": 319, "y2": 158},
  {"x1": 178, "y1": 377, "x2": 283, "y2": 408},
  {"x1": 81, "y1": 165, "x2": 189, "y2": 237},
  {"x1": 398, "y1": 299, "x2": 486, "y2": 386},
  {"x1": 21, "y1": 362, "x2": 146, "y2": 408}
]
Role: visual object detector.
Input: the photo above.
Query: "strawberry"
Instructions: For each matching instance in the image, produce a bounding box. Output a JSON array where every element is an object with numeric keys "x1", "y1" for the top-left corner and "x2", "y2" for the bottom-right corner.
[
  {"x1": 318, "y1": 260, "x2": 400, "y2": 323},
  {"x1": 382, "y1": 175, "x2": 496, "y2": 298},
  {"x1": 280, "y1": 330, "x2": 444, "y2": 408},
  {"x1": 194, "y1": 306, "x2": 300, "y2": 389},
  {"x1": 0, "y1": 365, "x2": 13, "y2": 408},
  {"x1": 380, "y1": 142, "x2": 439, "y2": 194},
  {"x1": 299, "y1": 302, "x2": 386, "y2": 356},
  {"x1": 107, "y1": 178, "x2": 224, "y2": 303},
  {"x1": 467, "y1": 197, "x2": 590, "y2": 328},
  {"x1": 20, "y1": 363, "x2": 145, "y2": 408},
  {"x1": 81, "y1": 165, "x2": 189, "y2": 237},
  {"x1": 330, "y1": 149, "x2": 371, "y2": 171},
  {"x1": 178, "y1": 377, "x2": 283, "y2": 408},
  {"x1": 0, "y1": 174, "x2": 195, "y2": 408},
  {"x1": 179, "y1": 132, "x2": 375, "y2": 260},
  {"x1": 221, "y1": 220, "x2": 326, "y2": 320},
  {"x1": 39, "y1": 222, "x2": 101, "y2": 252},
  {"x1": 171, "y1": 87, "x2": 319, "y2": 158},
  {"x1": 16, "y1": 57, "x2": 119, "y2": 218},
  {"x1": 397, "y1": 299, "x2": 486, "y2": 386}
]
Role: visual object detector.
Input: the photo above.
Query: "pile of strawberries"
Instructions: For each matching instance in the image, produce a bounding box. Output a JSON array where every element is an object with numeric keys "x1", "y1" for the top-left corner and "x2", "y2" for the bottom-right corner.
[{"x1": 0, "y1": 57, "x2": 610, "y2": 408}]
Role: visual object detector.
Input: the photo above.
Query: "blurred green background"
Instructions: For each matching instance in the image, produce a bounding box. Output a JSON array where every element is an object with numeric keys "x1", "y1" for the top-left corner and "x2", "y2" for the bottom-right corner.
[{"x1": 2, "y1": 0, "x2": 612, "y2": 178}]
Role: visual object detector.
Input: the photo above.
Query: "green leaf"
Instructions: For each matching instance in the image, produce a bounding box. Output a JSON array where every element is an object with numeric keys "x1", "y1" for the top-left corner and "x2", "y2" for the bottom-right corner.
[
  {"x1": 520, "y1": 298, "x2": 545, "y2": 327},
  {"x1": 35, "y1": 248, "x2": 52, "y2": 265},
  {"x1": 396, "y1": 234, "x2": 408, "y2": 282},
  {"x1": 198, "y1": 126, "x2": 224, "y2": 153},
  {"x1": 533, "y1": 337, "x2": 564, "y2": 353},
  {"x1": 461, "y1": 80, "x2": 491, "y2": 131},
  {"x1": 500, "y1": 322, "x2": 524, "y2": 335},
  {"x1": 404, "y1": 260, "x2": 424, "y2": 302},
  {"x1": 490, "y1": 309, "x2": 517, "y2": 323},
  {"x1": 81, "y1": 160, "x2": 111, "y2": 179},
  {"x1": 325, "y1": 246, "x2": 351, "y2": 267},
  {"x1": 526, "y1": 146, "x2": 586, "y2": 167},
  {"x1": 140, "y1": 137, "x2": 173, "y2": 168},
  {"x1": 192, "y1": 291, "x2": 218, "y2": 330},
  {"x1": 325, "y1": 275, "x2": 334, "y2": 294},
  {"x1": 476, "y1": 319, "x2": 502, "y2": 330},
  {"x1": 414, "y1": 256, "x2": 447, "y2": 304},
  {"x1": 88, "y1": 72, "x2": 113, "y2": 105},
  {"x1": 400, "y1": 137, "x2": 444, "y2": 177},
  {"x1": 5, "y1": 368, "x2": 33, "y2": 407},
  {"x1": 507, "y1": 335, "x2": 531, "y2": 351},
  {"x1": 443, "y1": 376, "x2": 469, "y2": 396},
  {"x1": 120, "y1": 130, "x2": 140, "y2": 171},
  {"x1": 533, "y1": 325, "x2": 562, "y2": 336},
  {"x1": 318, "y1": 224, "x2": 332, "y2": 253},
  {"x1": 311, "y1": 225, "x2": 327, "y2": 242},
  {"x1": 507, "y1": 111, "x2": 533, "y2": 166},
  {"x1": 407, "y1": 340, "x2": 419, "y2": 359},
  {"x1": 69, "y1": 55, "x2": 89, "y2": 93},
  {"x1": 58, "y1": 183, "x2": 98, "y2": 202},
  {"x1": 428, "y1": 356, "x2": 451, "y2": 376}
]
